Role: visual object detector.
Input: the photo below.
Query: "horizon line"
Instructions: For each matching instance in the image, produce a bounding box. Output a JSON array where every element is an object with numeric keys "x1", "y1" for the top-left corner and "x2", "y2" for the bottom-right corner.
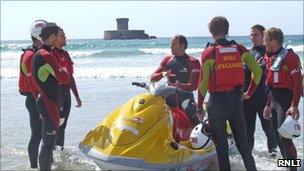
[{"x1": 1, "y1": 34, "x2": 303, "y2": 42}]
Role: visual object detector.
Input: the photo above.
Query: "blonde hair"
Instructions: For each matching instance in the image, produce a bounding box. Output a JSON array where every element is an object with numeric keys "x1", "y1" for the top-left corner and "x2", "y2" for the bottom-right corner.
[{"x1": 263, "y1": 27, "x2": 284, "y2": 46}]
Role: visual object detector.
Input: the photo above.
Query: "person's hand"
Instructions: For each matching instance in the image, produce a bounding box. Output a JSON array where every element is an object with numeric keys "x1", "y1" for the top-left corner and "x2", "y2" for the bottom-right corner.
[
  {"x1": 263, "y1": 105, "x2": 272, "y2": 120},
  {"x1": 286, "y1": 106, "x2": 299, "y2": 120},
  {"x1": 196, "y1": 108, "x2": 205, "y2": 123},
  {"x1": 162, "y1": 71, "x2": 169, "y2": 77},
  {"x1": 242, "y1": 92, "x2": 250, "y2": 100},
  {"x1": 75, "y1": 96, "x2": 82, "y2": 108},
  {"x1": 39, "y1": 113, "x2": 43, "y2": 120}
]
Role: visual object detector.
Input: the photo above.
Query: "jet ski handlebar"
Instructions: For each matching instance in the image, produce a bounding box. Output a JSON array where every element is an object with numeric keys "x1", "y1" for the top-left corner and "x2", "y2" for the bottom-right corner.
[
  {"x1": 131, "y1": 82, "x2": 146, "y2": 88},
  {"x1": 132, "y1": 81, "x2": 180, "y2": 99}
]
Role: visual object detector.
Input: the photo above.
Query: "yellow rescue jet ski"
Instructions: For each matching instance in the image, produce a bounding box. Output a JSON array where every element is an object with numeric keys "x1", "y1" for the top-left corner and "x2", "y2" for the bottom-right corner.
[{"x1": 79, "y1": 82, "x2": 235, "y2": 170}]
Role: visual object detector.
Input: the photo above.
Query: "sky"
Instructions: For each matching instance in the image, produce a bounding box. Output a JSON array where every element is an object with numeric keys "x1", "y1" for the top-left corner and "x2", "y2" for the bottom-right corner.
[{"x1": 1, "y1": 1, "x2": 303, "y2": 40}]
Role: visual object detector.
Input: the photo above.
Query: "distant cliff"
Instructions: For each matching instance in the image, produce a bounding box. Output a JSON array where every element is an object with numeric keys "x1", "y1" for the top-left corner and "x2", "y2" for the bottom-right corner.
[{"x1": 103, "y1": 18, "x2": 156, "y2": 40}]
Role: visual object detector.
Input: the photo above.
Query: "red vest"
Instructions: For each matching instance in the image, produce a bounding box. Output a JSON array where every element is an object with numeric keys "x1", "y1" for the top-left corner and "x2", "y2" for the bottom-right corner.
[
  {"x1": 52, "y1": 49, "x2": 74, "y2": 75},
  {"x1": 209, "y1": 44, "x2": 244, "y2": 92},
  {"x1": 265, "y1": 49, "x2": 299, "y2": 90},
  {"x1": 18, "y1": 48, "x2": 39, "y2": 97}
]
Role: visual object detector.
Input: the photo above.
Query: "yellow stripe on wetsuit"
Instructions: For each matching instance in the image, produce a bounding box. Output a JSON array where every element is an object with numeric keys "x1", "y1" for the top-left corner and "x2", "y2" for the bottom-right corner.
[{"x1": 38, "y1": 63, "x2": 55, "y2": 82}]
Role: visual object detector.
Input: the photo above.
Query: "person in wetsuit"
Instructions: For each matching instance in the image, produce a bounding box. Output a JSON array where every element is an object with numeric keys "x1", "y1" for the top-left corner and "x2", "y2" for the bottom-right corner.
[
  {"x1": 263, "y1": 27, "x2": 302, "y2": 171},
  {"x1": 150, "y1": 35, "x2": 201, "y2": 125},
  {"x1": 32, "y1": 23, "x2": 70, "y2": 170},
  {"x1": 243, "y1": 24, "x2": 277, "y2": 156},
  {"x1": 197, "y1": 16, "x2": 261, "y2": 171},
  {"x1": 18, "y1": 20, "x2": 47, "y2": 168},
  {"x1": 52, "y1": 28, "x2": 82, "y2": 150}
]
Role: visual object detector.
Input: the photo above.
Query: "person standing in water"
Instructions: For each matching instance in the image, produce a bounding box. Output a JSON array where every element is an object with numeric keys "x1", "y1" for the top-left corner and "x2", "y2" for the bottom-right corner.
[
  {"x1": 52, "y1": 27, "x2": 82, "y2": 150},
  {"x1": 197, "y1": 16, "x2": 260, "y2": 171},
  {"x1": 32, "y1": 23, "x2": 70, "y2": 170},
  {"x1": 263, "y1": 27, "x2": 302, "y2": 171},
  {"x1": 243, "y1": 24, "x2": 277, "y2": 157},
  {"x1": 18, "y1": 20, "x2": 47, "y2": 169}
]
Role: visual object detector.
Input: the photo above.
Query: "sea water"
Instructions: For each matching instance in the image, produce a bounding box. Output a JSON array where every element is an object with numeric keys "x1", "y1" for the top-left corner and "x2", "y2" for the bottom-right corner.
[{"x1": 1, "y1": 36, "x2": 303, "y2": 170}]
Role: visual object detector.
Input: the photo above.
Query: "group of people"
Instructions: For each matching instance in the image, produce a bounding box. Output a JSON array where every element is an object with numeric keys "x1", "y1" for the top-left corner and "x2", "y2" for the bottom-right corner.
[
  {"x1": 18, "y1": 20, "x2": 82, "y2": 170},
  {"x1": 151, "y1": 16, "x2": 302, "y2": 171},
  {"x1": 19, "y1": 16, "x2": 301, "y2": 171}
]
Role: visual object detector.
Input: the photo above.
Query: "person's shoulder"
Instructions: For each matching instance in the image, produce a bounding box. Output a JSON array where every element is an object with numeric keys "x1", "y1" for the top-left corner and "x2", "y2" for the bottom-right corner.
[
  {"x1": 235, "y1": 43, "x2": 249, "y2": 53},
  {"x1": 286, "y1": 49, "x2": 300, "y2": 62},
  {"x1": 162, "y1": 54, "x2": 173, "y2": 61},
  {"x1": 38, "y1": 47, "x2": 52, "y2": 57},
  {"x1": 202, "y1": 46, "x2": 215, "y2": 59},
  {"x1": 188, "y1": 55, "x2": 199, "y2": 61}
]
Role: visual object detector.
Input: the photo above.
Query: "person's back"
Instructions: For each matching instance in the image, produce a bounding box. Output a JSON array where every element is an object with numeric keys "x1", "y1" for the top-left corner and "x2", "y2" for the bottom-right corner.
[
  {"x1": 18, "y1": 20, "x2": 47, "y2": 169},
  {"x1": 198, "y1": 16, "x2": 260, "y2": 171}
]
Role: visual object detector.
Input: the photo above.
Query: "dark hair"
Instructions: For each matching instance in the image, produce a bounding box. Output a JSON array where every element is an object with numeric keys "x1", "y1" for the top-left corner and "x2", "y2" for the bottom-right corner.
[
  {"x1": 40, "y1": 23, "x2": 61, "y2": 41},
  {"x1": 174, "y1": 34, "x2": 188, "y2": 49},
  {"x1": 263, "y1": 27, "x2": 284, "y2": 46},
  {"x1": 208, "y1": 16, "x2": 229, "y2": 36},
  {"x1": 251, "y1": 24, "x2": 265, "y2": 33}
]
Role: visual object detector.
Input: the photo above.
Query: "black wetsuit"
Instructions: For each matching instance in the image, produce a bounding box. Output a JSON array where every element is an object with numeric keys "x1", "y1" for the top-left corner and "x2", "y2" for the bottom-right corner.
[
  {"x1": 26, "y1": 93, "x2": 42, "y2": 168},
  {"x1": 56, "y1": 85, "x2": 71, "y2": 149},
  {"x1": 52, "y1": 48, "x2": 79, "y2": 150},
  {"x1": 33, "y1": 45, "x2": 70, "y2": 170},
  {"x1": 151, "y1": 54, "x2": 201, "y2": 125},
  {"x1": 264, "y1": 48, "x2": 302, "y2": 171},
  {"x1": 243, "y1": 45, "x2": 277, "y2": 154},
  {"x1": 18, "y1": 46, "x2": 42, "y2": 168}
]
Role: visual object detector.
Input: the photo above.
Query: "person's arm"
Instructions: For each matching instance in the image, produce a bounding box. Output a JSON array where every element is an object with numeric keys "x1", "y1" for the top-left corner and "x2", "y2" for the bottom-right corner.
[
  {"x1": 241, "y1": 45, "x2": 262, "y2": 98},
  {"x1": 150, "y1": 56, "x2": 171, "y2": 82},
  {"x1": 285, "y1": 52, "x2": 302, "y2": 120},
  {"x1": 179, "y1": 59, "x2": 201, "y2": 91},
  {"x1": 198, "y1": 48, "x2": 214, "y2": 107},
  {"x1": 70, "y1": 75, "x2": 82, "y2": 107}
]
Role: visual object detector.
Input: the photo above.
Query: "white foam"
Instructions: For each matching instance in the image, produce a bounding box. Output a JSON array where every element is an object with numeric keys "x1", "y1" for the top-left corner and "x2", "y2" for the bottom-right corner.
[
  {"x1": 0, "y1": 66, "x2": 157, "y2": 79},
  {"x1": 138, "y1": 48, "x2": 204, "y2": 55},
  {"x1": 0, "y1": 51, "x2": 22, "y2": 60},
  {"x1": 74, "y1": 66, "x2": 155, "y2": 79},
  {"x1": 138, "y1": 48, "x2": 171, "y2": 55},
  {"x1": 186, "y1": 48, "x2": 205, "y2": 54},
  {"x1": 1, "y1": 43, "x2": 31, "y2": 50},
  {"x1": 69, "y1": 50, "x2": 103, "y2": 58},
  {"x1": 286, "y1": 45, "x2": 304, "y2": 53}
]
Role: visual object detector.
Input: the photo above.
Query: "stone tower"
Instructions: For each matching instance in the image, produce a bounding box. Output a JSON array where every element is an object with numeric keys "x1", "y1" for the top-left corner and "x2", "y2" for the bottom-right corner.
[
  {"x1": 116, "y1": 18, "x2": 129, "y2": 31},
  {"x1": 104, "y1": 18, "x2": 156, "y2": 40}
]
